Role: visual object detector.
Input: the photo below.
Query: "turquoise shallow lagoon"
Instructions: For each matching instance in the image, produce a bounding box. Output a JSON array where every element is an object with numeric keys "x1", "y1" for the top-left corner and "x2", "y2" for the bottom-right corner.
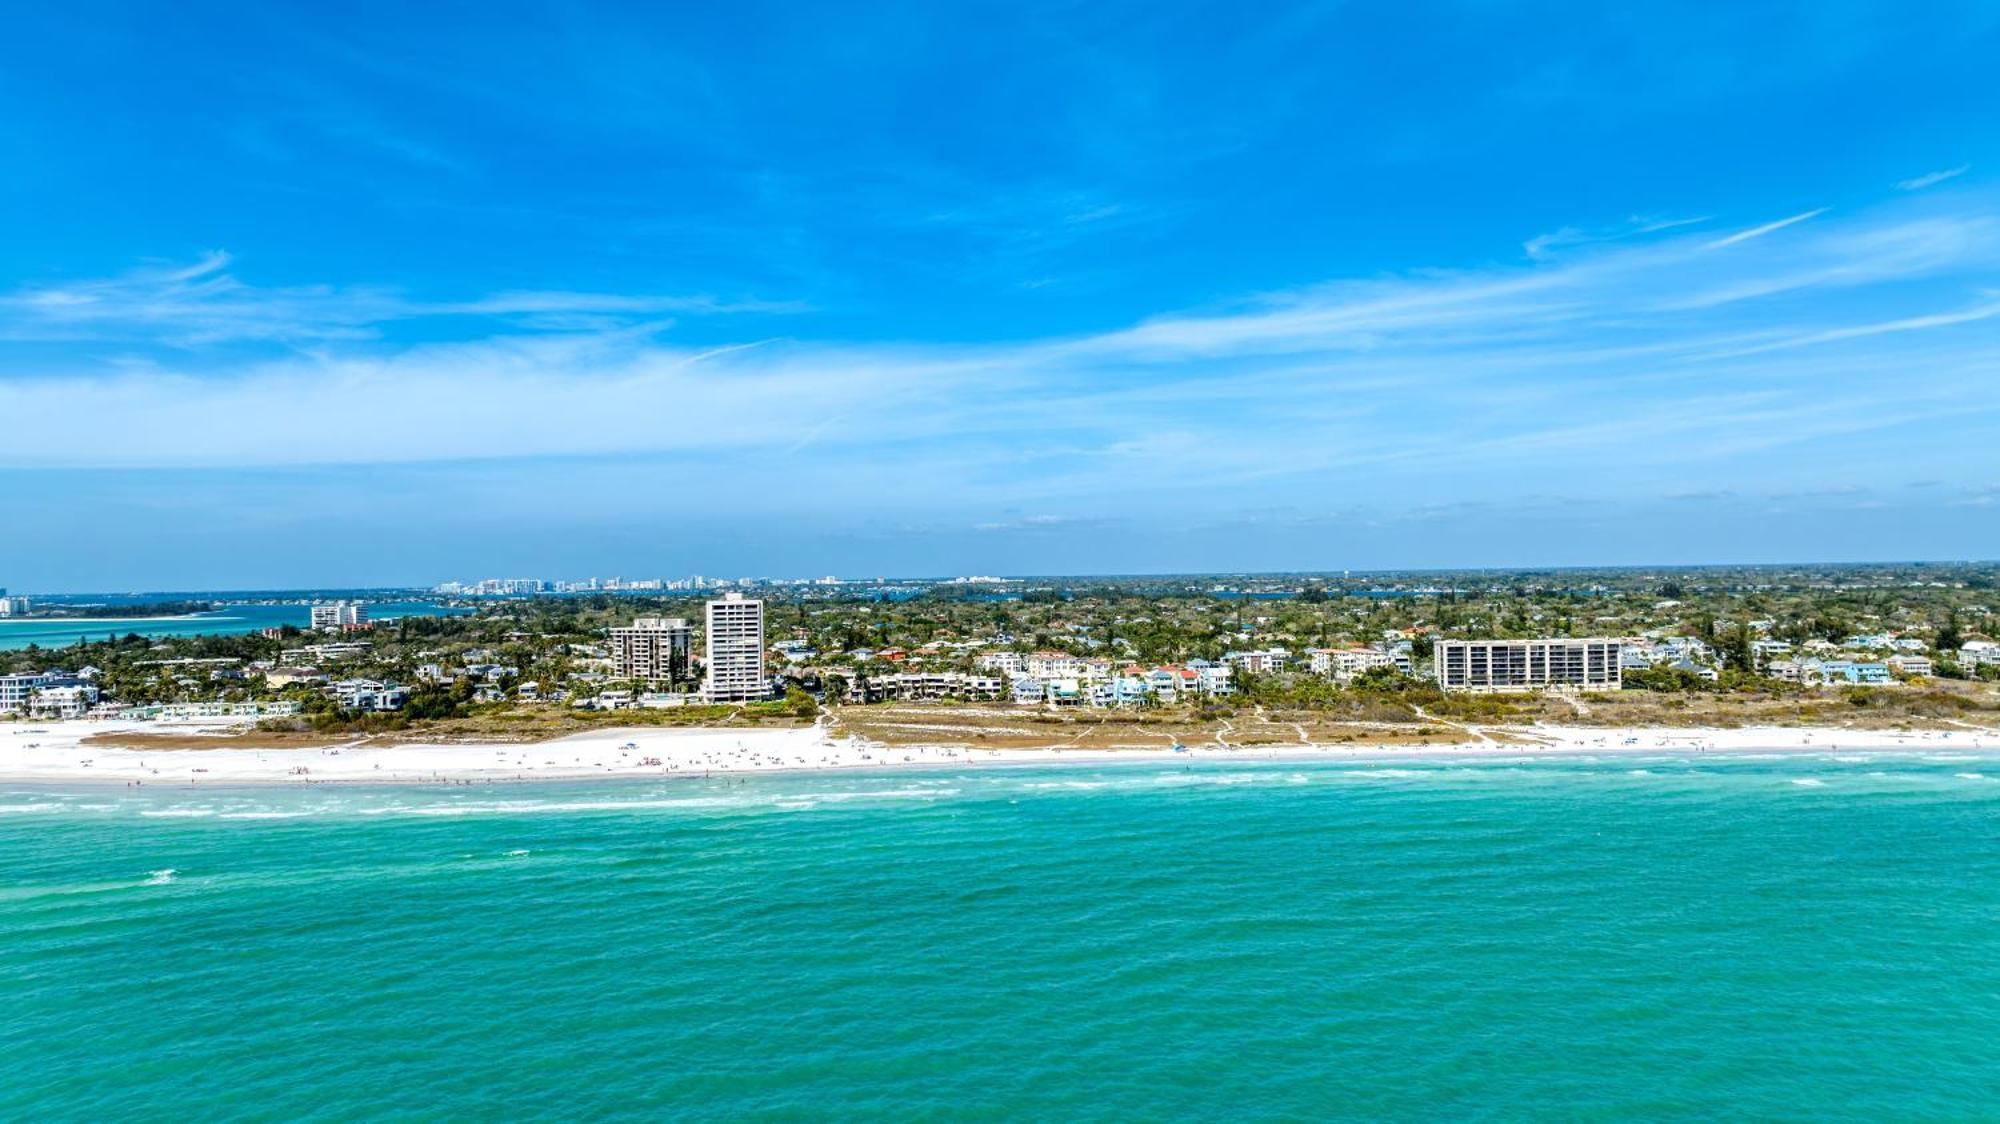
[
  {"x1": 6, "y1": 754, "x2": 2000, "y2": 1119},
  {"x1": 0, "y1": 601, "x2": 466, "y2": 651}
]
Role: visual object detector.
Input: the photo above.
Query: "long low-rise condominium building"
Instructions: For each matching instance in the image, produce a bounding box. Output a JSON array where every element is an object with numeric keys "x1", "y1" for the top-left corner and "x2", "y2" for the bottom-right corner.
[{"x1": 1435, "y1": 638, "x2": 1623, "y2": 692}]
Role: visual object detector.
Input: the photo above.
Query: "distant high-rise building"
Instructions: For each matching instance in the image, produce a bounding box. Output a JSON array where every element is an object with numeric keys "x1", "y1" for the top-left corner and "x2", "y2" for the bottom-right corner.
[
  {"x1": 309, "y1": 601, "x2": 369, "y2": 631},
  {"x1": 465, "y1": 578, "x2": 547, "y2": 596},
  {"x1": 610, "y1": 617, "x2": 693, "y2": 685},
  {"x1": 702, "y1": 593, "x2": 768, "y2": 702}
]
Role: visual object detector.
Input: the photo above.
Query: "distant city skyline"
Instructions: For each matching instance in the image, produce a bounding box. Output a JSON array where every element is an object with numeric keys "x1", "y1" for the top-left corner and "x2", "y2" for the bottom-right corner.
[
  {"x1": 7, "y1": 557, "x2": 1999, "y2": 599},
  {"x1": 5, "y1": 3, "x2": 2000, "y2": 590}
]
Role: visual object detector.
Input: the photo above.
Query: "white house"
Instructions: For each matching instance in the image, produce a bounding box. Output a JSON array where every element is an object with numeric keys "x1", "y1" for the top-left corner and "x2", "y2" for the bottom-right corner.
[
  {"x1": 1959, "y1": 640, "x2": 2000, "y2": 669},
  {"x1": 1308, "y1": 647, "x2": 1392, "y2": 682}
]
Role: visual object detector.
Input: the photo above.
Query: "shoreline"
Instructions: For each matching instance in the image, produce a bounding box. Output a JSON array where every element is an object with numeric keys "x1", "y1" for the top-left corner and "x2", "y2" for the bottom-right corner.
[
  {"x1": 0, "y1": 612, "x2": 220, "y2": 624},
  {"x1": 3, "y1": 717, "x2": 1997, "y2": 788}
]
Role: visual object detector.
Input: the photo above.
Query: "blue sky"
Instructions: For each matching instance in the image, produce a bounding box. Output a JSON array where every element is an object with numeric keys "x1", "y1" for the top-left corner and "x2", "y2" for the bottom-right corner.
[{"x1": 4, "y1": 1, "x2": 2000, "y2": 590}]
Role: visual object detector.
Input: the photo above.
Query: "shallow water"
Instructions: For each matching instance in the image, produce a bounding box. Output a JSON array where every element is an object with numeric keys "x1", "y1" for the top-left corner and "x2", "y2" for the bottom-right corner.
[
  {"x1": 6, "y1": 753, "x2": 2000, "y2": 1118},
  {"x1": 0, "y1": 600, "x2": 465, "y2": 651}
]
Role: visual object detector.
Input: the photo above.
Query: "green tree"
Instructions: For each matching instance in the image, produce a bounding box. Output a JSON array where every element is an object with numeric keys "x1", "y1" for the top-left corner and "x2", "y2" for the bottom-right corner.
[{"x1": 1937, "y1": 612, "x2": 1964, "y2": 654}]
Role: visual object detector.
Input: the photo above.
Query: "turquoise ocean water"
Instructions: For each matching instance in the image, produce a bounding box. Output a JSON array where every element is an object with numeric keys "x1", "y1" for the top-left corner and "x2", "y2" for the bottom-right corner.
[
  {"x1": 0, "y1": 601, "x2": 466, "y2": 652},
  {"x1": 6, "y1": 752, "x2": 2000, "y2": 1119}
]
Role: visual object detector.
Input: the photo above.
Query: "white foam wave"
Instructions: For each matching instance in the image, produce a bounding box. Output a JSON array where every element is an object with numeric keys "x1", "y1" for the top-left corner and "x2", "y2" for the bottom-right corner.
[
  {"x1": 0, "y1": 803, "x2": 62, "y2": 814},
  {"x1": 1790, "y1": 778, "x2": 1826, "y2": 787},
  {"x1": 144, "y1": 869, "x2": 177, "y2": 885},
  {"x1": 218, "y1": 811, "x2": 310, "y2": 820},
  {"x1": 1154, "y1": 772, "x2": 1271, "y2": 786},
  {"x1": 140, "y1": 808, "x2": 216, "y2": 818},
  {"x1": 365, "y1": 797, "x2": 730, "y2": 817},
  {"x1": 815, "y1": 788, "x2": 958, "y2": 802}
]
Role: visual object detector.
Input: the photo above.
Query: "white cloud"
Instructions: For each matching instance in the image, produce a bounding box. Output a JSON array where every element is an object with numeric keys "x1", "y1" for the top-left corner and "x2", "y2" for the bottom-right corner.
[
  {"x1": 1522, "y1": 215, "x2": 1708, "y2": 259},
  {"x1": 1897, "y1": 165, "x2": 1970, "y2": 191},
  {"x1": 1699, "y1": 299, "x2": 2000, "y2": 358},
  {"x1": 1702, "y1": 207, "x2": 1828, "y2": 250},
  {"x1": 5, "y1": 190, "x2": 2000, "y2": 518},
  {"x1": 1660, "y1": 214, "x2": 1998, "y2": 310},
  {"x1": 0, "y1": 254, "x2": 796, "y2": 346},
  {"x1": 1522, "y1": 226, "x2": 1585, "y2": 260}
]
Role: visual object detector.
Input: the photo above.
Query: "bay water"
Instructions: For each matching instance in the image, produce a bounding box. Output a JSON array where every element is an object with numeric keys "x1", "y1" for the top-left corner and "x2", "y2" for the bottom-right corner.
[{"x1": 0, "y1": 601, "x2": 467, "y2": 652}]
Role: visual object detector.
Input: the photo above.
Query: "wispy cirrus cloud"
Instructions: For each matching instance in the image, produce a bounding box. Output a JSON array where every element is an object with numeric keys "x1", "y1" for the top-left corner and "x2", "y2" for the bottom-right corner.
[
  {"x1": 1658, "y1": 213, "x2": 1997, "y2": 310},
  {"x1": 1697, "y1": 298, "x2": 2000, "y2": 358},
  {"x1": 0, "y1": 252, "x2": 799, "y2": 346},
  {"x1": 5, "y1": 190, "x2": 2000, "y2": 530},
  {"x1": 1522, "y1": 214, "x2": 1709, "y2": 260},
  {"x1": 1702, "y1": 207, "x2": 1828, "y2": 249},
  {"x1": 1898, "y1": 165, "x2": 1970, "y2": 191}
]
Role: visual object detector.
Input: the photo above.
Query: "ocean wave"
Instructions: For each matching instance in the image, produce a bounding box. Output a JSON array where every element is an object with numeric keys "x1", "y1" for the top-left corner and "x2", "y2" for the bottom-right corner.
[
  {"x1": 0, "y1": 802, "x2": 63, "y2": 814},
  {"x1": 144, "y1": 869, "x2": 176, "y2": 885},
  {"x1": 139, "y1": 808, "x2": 216, "y2": 818},
  {"x1": 1790, "y1": 778, "x2": 1826, "y2": 787},
  {"x1": 362, "y1": 796, "x2": 787, "y2": 817},
  {"x1": 814, "y1": 788, "x2": 959, "y2": 802},
  {"x1": 1155, "y1": 772, "x2": 1269, "y2": 785}
]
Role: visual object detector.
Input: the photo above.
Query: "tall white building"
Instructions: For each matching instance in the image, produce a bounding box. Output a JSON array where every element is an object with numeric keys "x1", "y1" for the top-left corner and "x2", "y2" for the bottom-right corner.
[
  {"x1": 611, "y1": 617, "x2": 693, "y2": 684},
  {"x1": 702, "y1": 593, "x2": 769, "y2": 702},
  {"x1": 309, "y1": 601, "x2": 369, "y2": 631},
  {"x1": 1435, "y1": 638, "x2": 1622, "y2": 692}
]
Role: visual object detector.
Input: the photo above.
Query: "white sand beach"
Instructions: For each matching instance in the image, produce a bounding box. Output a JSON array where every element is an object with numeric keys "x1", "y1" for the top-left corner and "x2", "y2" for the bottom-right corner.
[{"x1": 2, "y1": 716, "x2": 1996, "y2": 786}]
